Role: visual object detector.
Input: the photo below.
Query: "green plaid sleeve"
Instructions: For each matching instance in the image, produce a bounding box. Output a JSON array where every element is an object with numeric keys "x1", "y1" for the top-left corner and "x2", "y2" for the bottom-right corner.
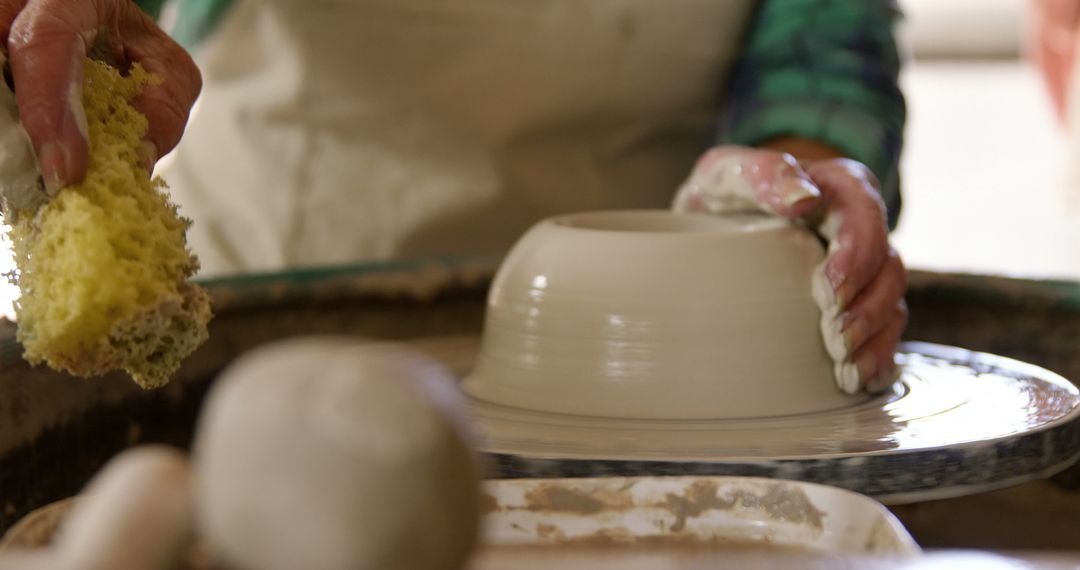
[
  {"x1": 719, "y1": 0, "x2": 906, "y2": 228},
  {"x1": 135, "y1": 0, "x2": 235, "y2": 50},
  {"x1": 134, "y1": 0, "x2": 167, "y2": 19}
]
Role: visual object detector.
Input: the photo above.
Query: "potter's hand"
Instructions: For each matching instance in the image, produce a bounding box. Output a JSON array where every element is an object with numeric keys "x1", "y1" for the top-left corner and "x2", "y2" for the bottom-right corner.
[
  {"x1": 0, "y1": 0, "x2": 200, "y2": 194},
  {"x1": 673, "y1": 146, "x2": 907, "y2": 394}
]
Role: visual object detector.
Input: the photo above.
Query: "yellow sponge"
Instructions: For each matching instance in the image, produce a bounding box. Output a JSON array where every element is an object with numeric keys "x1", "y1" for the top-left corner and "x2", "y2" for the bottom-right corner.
[{"x1": 6, "y1": 58, "x2": 211, "y2": 389}]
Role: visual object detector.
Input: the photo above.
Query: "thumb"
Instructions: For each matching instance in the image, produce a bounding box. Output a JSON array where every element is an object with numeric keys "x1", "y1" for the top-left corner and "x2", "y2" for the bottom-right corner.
[
  {"x1": 673, "y1": 146, "x2": 821, "y2": 218},
  {"x1": 8, "y1": 1, "x2": 100, "y2": 192}
]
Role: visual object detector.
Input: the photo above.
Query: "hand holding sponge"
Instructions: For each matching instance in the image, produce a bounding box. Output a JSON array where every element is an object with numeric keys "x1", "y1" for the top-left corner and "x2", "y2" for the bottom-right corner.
[{"x1": 5, "y1": 58, "x2": 211, "y2": 388}]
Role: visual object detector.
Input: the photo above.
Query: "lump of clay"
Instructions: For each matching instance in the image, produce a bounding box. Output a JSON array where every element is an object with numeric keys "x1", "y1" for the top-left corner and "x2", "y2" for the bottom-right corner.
[
  {"x1": 193, "y1": 337, "x2": 481, "y2": 570},
  {"x1": 52, "y1": 446, "x2": 193, "y2": 570}
]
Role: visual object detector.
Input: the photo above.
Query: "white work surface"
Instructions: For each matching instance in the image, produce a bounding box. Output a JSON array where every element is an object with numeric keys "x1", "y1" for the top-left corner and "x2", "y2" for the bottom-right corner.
[{"x1": 891, "y1": 59, "x2": 1079, "y2": 280}]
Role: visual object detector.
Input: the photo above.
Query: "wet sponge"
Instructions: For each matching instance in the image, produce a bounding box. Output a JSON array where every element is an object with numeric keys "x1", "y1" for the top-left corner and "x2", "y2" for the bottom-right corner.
[{"x1": 7, "y1": 58, "x2": 211, "y2": 389}]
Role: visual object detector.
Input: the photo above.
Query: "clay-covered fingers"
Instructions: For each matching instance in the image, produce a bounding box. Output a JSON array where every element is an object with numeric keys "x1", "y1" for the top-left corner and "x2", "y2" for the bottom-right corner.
[
  {"x1": 834, "y1": 251, "x2": 907, "y2": 391},
  {"x1": 804, "y1": 159, "x2": 891, "y2": 310},
  {"x1": 674, "y1": 147, "x2": 906, "y2": 393},
  {"x1": 121, "y1": 2, "x2": 200, "y2": 163},
  {"x1": 834, "y1": 248, "x2": 906, "y2": 357},
  {"x1": 5, "y1": 0, "x2": 200, "y2": 190},
  {"x1": 6, "y1": 0, "x2": 101, "y2": 193},
  {"x1": 672, "y1": 145, "x2": 821, "y2": 218},
  {"x1": 851, "y1": 301, "x2": 907, "y2": 393},
  {"x1": 805, "y1": 158, "x2": 906, "y2": 393}
]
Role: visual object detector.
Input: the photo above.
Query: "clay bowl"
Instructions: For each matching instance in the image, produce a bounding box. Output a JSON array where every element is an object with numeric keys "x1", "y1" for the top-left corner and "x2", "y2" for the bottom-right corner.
[{"x1": 462, "y1": 210, "x2": 859, "y2": 420}]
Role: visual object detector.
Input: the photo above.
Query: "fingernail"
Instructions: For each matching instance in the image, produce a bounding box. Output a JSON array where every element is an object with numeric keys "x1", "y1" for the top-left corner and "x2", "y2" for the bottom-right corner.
[
  {"x1": 831, "y1": 288, "x2": 847, "y2": 312},
  {"x1": 37, "y1": 143, "x2": 69, "y2": 196},
  {"x1": 855, "y1": 351, "x2": 879, "y2": 385},
  {"x1": 821, "y1": 313, "x2": 847, "y2": 362},
  {"x1": 827, "y1": 266, "x2": 848, "y2": 310},
  {"x1": 826, "y1": 261, "x2": 846, "y2": 292},
  {"x1": 840, "y1": 313, "x2": 867, "y2": 353},
  {"x1": 867, "y1": 364, "x2": 900, "y2": 393},
  {"x1": 778, "y1": 177, "x2": 820, "y2": 207},
  {"x1": 811, "y1": 260, "x2": 843, "y2": 315},
  {"x1": 138, "y1": 141, "x2": 158, "y2": 174},
  {"x1": 67, "y1": 81, "x2": 89, "y2": 142}
]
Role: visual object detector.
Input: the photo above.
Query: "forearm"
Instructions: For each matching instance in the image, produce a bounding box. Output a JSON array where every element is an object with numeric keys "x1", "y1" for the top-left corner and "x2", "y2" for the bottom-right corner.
[{"x1": 759, "y1": 137, "x2": 845, "y2": 162}]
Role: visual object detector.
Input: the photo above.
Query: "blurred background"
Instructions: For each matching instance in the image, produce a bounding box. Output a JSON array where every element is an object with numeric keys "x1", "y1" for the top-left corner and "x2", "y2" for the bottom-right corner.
[
  {"x1": 0, "y1": 0, "x2": 1075, "y2": 320},
  {"x1": 892, "y1": 0, "x2": 1078, "y2": 279}
]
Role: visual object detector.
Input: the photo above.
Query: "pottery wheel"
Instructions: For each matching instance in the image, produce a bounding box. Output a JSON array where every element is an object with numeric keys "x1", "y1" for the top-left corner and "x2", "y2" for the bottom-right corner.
[{"x1": 409, "y1": 337, "x2": 1080, "y2": 505}]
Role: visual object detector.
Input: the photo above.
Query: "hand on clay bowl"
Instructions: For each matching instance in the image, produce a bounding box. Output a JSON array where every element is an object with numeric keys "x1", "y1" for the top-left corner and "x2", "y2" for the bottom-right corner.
[
  {"x1": 673, "y1": 146, "x2": 907, "y2": 395},
  {"x1": 462, "y1": 209, "x2": 869, "y2": 421}
]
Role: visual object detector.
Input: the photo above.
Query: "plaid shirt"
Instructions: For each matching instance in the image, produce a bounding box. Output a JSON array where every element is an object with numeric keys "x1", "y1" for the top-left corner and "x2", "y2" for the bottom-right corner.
[
  {"x1": 719, "y1": 0, "x2": 905, "y2": 227},
  {"x1": 144, "y1": 0, "x2": 905, "y2": 225}
]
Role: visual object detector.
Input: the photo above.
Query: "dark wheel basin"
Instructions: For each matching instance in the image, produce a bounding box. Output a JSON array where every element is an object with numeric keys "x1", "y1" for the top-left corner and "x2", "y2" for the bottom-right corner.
[{"x1": 1, "y1": 258, "x2": 1079, "y2": 549}]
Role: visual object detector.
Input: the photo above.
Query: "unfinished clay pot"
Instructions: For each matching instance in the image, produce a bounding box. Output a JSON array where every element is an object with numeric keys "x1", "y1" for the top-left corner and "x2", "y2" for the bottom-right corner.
[{"x1": 463, "y1": 210, "x2": 857, "y2": 420}]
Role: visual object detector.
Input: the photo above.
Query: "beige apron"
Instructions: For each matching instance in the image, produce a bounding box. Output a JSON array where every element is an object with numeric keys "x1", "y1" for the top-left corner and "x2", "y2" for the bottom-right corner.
[{"x1": 162, "y1": 0, "x2": 756, "y2": 276}]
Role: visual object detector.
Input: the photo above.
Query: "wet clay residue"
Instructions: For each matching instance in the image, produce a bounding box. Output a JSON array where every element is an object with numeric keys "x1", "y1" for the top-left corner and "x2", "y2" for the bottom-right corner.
[
  {"x1": 663, "y1": 481, "x2": 825, "y2": 533},
  {"x1": 535, "y1": 523, "x2": 566, "y2": 541},
  {"x1": 523, "y1": 486, "x2": 606, "y2": 514},
  {"x1": 863, "y1": 515, "x2": 897, "y2": 553},
  {"x1": 504, "y1": 530, "x2": 812, "y2": 551},
  {"x1": 535, "y1": 526, "x2": 797, "y2": 549},
  {"x1": 664, "y1": 481, "x2": 735, "y2": 532},
  {"x1": 478, "y1": 492, "x2": 499, "y2": 516},
  {"x1": 552, "y1": 526, "x2": 633, "y2": 547},
  {"x1": 0, "y1": 497, "x2": 80, "y2": 550}
]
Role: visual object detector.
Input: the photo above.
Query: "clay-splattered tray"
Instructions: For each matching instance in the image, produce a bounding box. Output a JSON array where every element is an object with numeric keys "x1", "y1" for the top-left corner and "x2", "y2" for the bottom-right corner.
[
  {"x1": 480, "y1": 476, "x2": 919, "y2": 555},
  {"x1": 1, "y1": 476, "x2": 919, "y2": 564}
]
